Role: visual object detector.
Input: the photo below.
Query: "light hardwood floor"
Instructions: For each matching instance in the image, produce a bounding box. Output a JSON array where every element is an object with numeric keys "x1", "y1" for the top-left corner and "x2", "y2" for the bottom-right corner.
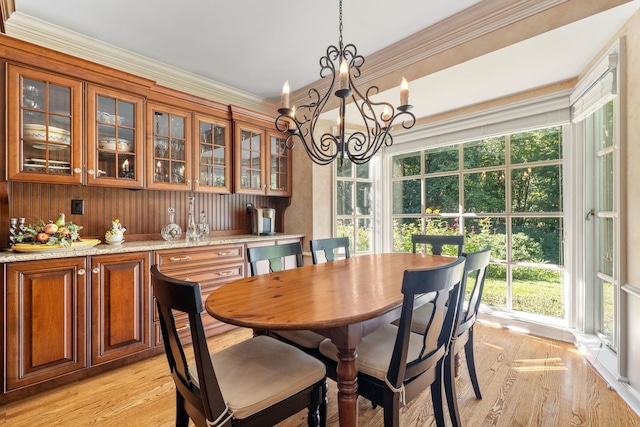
[{"x1": 1, "y1": 322, "x2": 639, "y2": 426}]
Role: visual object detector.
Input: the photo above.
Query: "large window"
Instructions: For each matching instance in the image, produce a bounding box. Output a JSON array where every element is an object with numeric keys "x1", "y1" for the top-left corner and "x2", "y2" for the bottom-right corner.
[{"x1": 391, "y1": 126, "x2": 565, "y2": 320}]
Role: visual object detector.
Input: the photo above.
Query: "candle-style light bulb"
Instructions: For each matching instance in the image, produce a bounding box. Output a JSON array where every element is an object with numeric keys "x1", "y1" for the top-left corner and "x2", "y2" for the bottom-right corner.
[
  {"x1": 123, "y1": 159, "x2": 129, "y2": 172},
  {"x1": 281, "y1": 81, "x2": 290, "y2": 109},
  {"x1": 382, "y1": 106, "x2": 391, "y2": 121},
  {"x1": 339, "y1": 59, "x2": 349, "y2": 91},
  {"x1": 400, "y1": 77, "x2": 409, "y2": 106}
]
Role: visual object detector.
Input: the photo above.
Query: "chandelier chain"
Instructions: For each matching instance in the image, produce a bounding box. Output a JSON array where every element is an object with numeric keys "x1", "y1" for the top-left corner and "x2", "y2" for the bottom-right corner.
[{"x1": 338, "y1": 0, "x2": 343, "y2": 51}]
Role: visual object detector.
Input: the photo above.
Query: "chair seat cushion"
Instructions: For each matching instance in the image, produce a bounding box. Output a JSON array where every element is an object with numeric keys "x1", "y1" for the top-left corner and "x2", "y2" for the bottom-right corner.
[
  {"x1": 271, "y1": 330, "x2": 326, "y2": 349},
  {"x1": 319, "y1": 324, "x2": 425, "y2": 380},
  {"x1": 189, "y1": 335, "x2": 325, "y2": 420}
]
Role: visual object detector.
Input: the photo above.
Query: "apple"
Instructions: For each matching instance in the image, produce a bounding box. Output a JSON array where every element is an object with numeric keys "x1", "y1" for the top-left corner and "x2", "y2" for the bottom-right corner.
[
  {"x1": 36, "y1": 232, "x2": 50, "y2": 243},
  {"x1": 43, "y1": 223, "x2": 58, "y2": 235},
  {"x1": 57, "y1": 226, "x2": 70, "y2": 236}
]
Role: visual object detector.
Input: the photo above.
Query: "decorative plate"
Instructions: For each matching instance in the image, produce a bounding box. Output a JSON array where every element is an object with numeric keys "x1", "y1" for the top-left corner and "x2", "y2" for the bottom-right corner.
[{"x1": 12, "y1": 238, "x2": 101, "y2": 253}]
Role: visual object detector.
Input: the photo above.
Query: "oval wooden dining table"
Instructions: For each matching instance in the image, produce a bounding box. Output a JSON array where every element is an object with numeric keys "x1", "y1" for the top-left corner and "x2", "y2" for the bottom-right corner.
[{"x1": 205, "y1": 252, "x2": 455, "y2": 427}]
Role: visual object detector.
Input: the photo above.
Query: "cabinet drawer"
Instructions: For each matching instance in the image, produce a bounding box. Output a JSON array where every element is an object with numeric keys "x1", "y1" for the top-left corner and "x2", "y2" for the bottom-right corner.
[
  {"x1": 155, "y1": 244, "x2": 244, "y2": 271},
  {"x1": 165, "y1": 263, "x2": 244, "y2": 288}
]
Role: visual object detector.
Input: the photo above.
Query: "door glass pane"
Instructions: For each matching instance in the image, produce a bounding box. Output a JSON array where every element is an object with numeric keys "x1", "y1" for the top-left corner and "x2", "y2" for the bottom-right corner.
[
  {"x1": 464, "y1": 171, "x2": 505, "y2": 213},
  {"x1": 425, "y1": 145, "x2": 458, "y2": 173},
  {"x1": 392, "y1": 179, "x2": 421, "y2": 214},
  {"x1": 463, "y1": 137, "x2": 505, "y2": 169},
  {"x1": 392, "y1": 153, "x2": 420, "y2": 177},
  {"x1": 599, "y1": 217, "x2": 614, "y2": 277},
  {"x1": 511, "y1": 165, "x2": 563, "y2": 212},
  {"x1": 600, "y1": 279, "x2": 615, "y2": 341},
  {"x1": 600, "y1": 151, "x2": 614, "y2": 212},
  {"x1": 393, "y1": 218, "x2": 421, "y2": 252},
  {"x1": 425, "y1": 175, "x2": 458, "y2": 213},
  {"x1": 512, "y1": 266, "x2": 564, "y2": 318}
]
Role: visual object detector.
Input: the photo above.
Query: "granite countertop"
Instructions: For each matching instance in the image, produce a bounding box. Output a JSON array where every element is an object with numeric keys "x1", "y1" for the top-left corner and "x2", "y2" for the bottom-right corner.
[{"x1": 0, "y1": 233, "x2": 304, "y2": 263}]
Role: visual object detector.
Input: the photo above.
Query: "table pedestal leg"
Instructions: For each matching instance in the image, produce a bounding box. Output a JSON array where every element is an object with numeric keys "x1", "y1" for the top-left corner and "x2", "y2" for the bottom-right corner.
[{"x1": 336, "y1": 345, "x2": 358, "y2": 427}]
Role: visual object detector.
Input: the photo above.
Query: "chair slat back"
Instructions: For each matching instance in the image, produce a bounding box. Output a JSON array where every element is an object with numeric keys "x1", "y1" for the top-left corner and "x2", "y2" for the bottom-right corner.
[
  {"x1": 247, "y1": 242, "x2": 304, "y2": 276},
  {"x1": 151, "y1": 265, "x2": 225, "y2": 425},
  {"x1": 412, "y1": 234, "x2": 464, "y2": 256},
  {"x1": 309, "y1": 237, "x2": 351, "y2": 264},
  {"x1": 459, "y1": 247, "x2": 491, "y2": 334},
  {"x1": 388, "y1": 257, "x2": 467, "y2": 386}
]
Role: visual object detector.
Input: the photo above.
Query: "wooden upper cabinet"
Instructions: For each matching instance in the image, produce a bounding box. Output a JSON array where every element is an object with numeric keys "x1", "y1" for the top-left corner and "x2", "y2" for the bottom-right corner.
[
  {"x1": 231, "y1": 106, "x2": 292, "y2": 196},
  {"x1": 86, "y1": 84, "x2": 145, "y2": 188},
  {"x1": 6, "y1": 63, "x2": 83, "y2": 184},
  {"x1": 193, "y1": 113, "x2": 232, "y2": 194},
  {"x1": 146, "y1": 102, "x2": 192, "y2": 191}
]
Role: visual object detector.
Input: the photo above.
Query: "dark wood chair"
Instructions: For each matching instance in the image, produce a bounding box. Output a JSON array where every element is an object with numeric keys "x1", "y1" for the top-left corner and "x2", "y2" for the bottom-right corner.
[
  {"x1": 406, "y1": 247, "x2": 491, "y2": 427},
  {"x1": 412, "y1": 234, "x2": 464, "y2": 256},
  {"x1": 319, "y1": 257, "x2": 467, "y2": 427},
  {"x1": 247, "y1": 241, "x2": 304, "y2": 276},
  {"x1": 309, "y1": 237, "x2": 351, "y2": 264},
  {"x1": 246, "y1": 242, "x2": 327, "y2": 354},
  {"x1": 151, "y1": 265, "x2": 327, "y2": 427}
]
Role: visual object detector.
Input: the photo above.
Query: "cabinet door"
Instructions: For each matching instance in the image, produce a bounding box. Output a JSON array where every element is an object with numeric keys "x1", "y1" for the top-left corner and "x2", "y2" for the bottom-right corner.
[
  {"x1": 90, "y1": 252, "x2": 151, "y2": 365},
  {"x1": 5, "y1": 258, "x2": 87, "y2": 390},
  {"x1": 146, "y1": 102, "x2": 192, "y2": 190},
  {"x1": 7, "y1": 64, "x2": 83, "y2": 184},
  {"x1": 86, "y1": 84, "x2": 145, "y2": 188},
  {"x1": 266, "y1": 130, "x2": 292, "y2": 196},
  {"x1": 234, "y1": 122, "x2": 266, "y2": 194},
  {"x1": 194, "y1": 113, "x2": 232, "y2": 194}
]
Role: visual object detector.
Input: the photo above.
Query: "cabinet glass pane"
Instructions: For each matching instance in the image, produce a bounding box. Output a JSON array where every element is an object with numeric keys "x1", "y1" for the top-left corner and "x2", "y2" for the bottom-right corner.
[
  {"x1": 270, "y1": 135, "x2": 288, "y2": 191},
  {"x1": 21, "y1": 77, "x2": 73, "y2": 176},
  {"x1": 198, "y1": 120, "x2": 227, "y2": 188},
  {"x1": 153, "y1": 112, "x2": 187, "y2": 184},
  {"x1": 95, "y1": 94, "x2": 137, "y2": 182},
  {"x1": 239, "y1": 129, "x2": 262, "y2": 189}
]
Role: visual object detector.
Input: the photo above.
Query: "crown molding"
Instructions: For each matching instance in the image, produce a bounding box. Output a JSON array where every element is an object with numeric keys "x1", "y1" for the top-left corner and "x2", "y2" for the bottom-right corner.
[
  {"x1": 4, "y1": 11, "x2": 274, "y2": 115},
  {"x1": 0, "y1": 0, "x2": 15, "y2": 33}
]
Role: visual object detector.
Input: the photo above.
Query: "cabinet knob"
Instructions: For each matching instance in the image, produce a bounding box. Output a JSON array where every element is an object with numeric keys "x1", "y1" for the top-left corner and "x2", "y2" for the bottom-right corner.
[
  {"x1": 74, "y1": 168, "x2": 82, "y2": 174},
  {"x1": 78, "y1": 269, "x2": 86, "y2": 275},
  {"x1": 92, "y1": 267, "x2": 100, "y2": 274},
  {"x1": 184, "y1": 277, "x2": 191, "y2": 281},
  {"x1": 88, "y1": 169, "x2": 95, "y2": 175}
]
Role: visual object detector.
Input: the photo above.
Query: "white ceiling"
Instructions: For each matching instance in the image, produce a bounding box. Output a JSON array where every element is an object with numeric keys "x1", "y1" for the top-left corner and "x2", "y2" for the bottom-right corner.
[{"x1": 7, "y1": 0, "x2": 640, "y2": 121}]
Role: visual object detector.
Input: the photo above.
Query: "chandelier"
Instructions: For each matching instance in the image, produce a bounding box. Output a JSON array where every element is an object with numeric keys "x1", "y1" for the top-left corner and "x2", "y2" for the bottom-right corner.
[{"x1": 275, "y1": 0, "x2": 416, "y2": 165}]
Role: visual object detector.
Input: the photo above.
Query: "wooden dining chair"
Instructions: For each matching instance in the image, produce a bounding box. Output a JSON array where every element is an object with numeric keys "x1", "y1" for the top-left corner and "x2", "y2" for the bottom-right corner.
[
  {"x1": 247, "y1": 241, "x2": 304, "y2": 276},
  {"x1": 151, "y1": 265, "x2": 327, "y2": 427},
  {"x1": 412, "y1": 234, "x2": 464, "y2": 256},
  {"x1": 309, "y1": 237, "x2": 351, "y2": 264},
  {"x1": 319, "y1": 257, "x2": 467, "y2": 427},
  {"x1": 246, "y1": 242, "x2": 327, "y2": 355},
  {"x1": 407, "y1": 247, "x2": 491, "y2": 427}
]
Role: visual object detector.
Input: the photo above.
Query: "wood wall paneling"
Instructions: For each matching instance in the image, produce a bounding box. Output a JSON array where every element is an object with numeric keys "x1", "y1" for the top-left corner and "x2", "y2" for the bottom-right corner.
[{"x1": 7, "y1": 183, "x2": 290, "y2": 241}]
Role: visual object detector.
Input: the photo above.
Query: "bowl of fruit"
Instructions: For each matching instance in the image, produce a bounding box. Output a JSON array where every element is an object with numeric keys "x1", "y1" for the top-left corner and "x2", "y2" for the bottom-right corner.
[{"x1": 12, "y1": 213, "x2": 100, "y2": 252}]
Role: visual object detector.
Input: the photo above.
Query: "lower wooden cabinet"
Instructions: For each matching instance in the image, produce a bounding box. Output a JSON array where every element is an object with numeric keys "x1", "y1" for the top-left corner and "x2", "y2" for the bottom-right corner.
[
  {"x1": 90, "y1": 252, "x2": 152, "y2": 365},
  {"x1": 5, "y1": 257, "x2": 88, "y2": 391},
  {"x1": 153, "y1": 244, "x2": 244, "y2": 346}
]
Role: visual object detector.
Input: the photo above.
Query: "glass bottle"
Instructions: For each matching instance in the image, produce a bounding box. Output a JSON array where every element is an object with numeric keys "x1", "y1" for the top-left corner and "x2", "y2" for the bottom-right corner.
[
  {"x1": 186, "y1": 197, "x2": 200, "y2": 241},
  {"x1": 161, "y1": 207, "x2": 182, "y2": 241}
]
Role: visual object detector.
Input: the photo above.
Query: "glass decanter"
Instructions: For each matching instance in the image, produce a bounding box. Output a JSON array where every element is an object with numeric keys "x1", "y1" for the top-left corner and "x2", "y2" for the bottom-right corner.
[
  {"x1": 161, "y1": 207, "x2": 182, "y2": 241},
  {"x1": 186, "y1": 197, "x2": 200, "y2": 241}
]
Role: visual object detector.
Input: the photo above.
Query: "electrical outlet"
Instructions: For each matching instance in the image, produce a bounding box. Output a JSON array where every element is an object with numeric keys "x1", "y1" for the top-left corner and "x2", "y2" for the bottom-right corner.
[
  {"x1": 71, "y1": 199, "x2": 84, "y2": 215},
  {"x1": 246, "y1": 203, "x2": 253, "y2": 214}
]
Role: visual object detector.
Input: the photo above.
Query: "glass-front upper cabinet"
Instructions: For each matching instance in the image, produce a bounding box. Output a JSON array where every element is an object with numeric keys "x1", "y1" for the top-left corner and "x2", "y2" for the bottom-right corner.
[
  {"x1": 7, "y1": 64, "x2": 83, "y2": 184},
  {"x1": 194, "y1": 114, "x2": 231, "y2": 194},
  {"x1": 86, "y1": 85, "x2": 144, "y2": 188},
  {"x1": 266, "y1": 130, "x2": 292, "y2": 196},
  {"x1": 234, "y1": 123, "x2": 265, "y2": 195},
  {"x1": 146, "y1": 102, "x2": 192, "y2": 191}
]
